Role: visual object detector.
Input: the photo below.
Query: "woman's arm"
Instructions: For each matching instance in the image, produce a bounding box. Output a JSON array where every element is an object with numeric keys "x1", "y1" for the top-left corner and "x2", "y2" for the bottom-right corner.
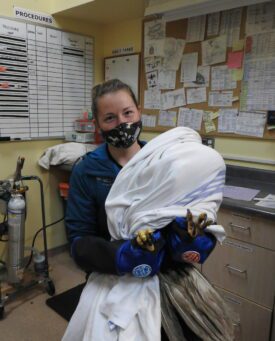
[{"x1": 66, "y1": 163, "x2": 166, "y2": 276}]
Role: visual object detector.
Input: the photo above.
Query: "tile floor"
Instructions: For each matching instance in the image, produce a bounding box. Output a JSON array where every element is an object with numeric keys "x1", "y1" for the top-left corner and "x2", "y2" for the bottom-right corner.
[{"x1": 0, "y1": 248, "x2": 85, "y2": 341}]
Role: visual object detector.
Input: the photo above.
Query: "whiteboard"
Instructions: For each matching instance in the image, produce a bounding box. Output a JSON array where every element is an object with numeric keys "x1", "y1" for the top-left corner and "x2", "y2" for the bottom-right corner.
[
  {"x1": 0, "y1": 16, "x2": 94, "y2": 139},
  {"x1": 105, "y1": 54, "x2": 140, "y2": 101}
]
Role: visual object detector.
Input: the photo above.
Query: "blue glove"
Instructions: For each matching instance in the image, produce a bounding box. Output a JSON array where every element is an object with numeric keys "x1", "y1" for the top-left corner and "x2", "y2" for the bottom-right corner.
[
  {"x1": 167, "y1": 217, "x2": 216, "y2": 264},
  {"x1": 116, "y1": 231, "x2": 165, "y2": 278}
]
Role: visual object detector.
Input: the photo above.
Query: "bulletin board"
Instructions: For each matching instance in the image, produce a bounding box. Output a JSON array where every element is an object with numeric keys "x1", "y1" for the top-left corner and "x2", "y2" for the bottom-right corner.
[
  {"x1": 140, "y1": 4, "x2": 275, "y2": 140},
  {"x1": 105, "y1": 53, "x2": 140, "y2": 102},
  {"x1": 0, "y1": 16, "x2": 94, "y2": 140}
]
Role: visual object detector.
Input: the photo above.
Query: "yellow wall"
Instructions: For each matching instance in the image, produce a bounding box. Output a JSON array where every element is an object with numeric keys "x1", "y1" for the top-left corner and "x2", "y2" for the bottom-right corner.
[
  {"x1": 0, "y1": 0, "x2": 51, "y2": 14},
  {"x1": 51, "y1": 0, "x2": 93, "y2": 14},
  {"x1": 215, "y1": 137, "x2": 275, "y2": 171},
  {"x1": 103, "y1": 18, "x2": 143, "y2": 57}
]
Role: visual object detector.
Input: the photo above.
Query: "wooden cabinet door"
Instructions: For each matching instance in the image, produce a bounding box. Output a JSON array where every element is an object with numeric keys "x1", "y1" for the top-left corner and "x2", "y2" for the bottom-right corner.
[
  {"x1": 202, "y1": 238, "x2": 275, "y2": 308},
  {"x1": 216, "y1": 287, "x2": 272, "y2": 341},
  {"x1": 218, "y1": 209, "x2": 275, "y2": 250}
]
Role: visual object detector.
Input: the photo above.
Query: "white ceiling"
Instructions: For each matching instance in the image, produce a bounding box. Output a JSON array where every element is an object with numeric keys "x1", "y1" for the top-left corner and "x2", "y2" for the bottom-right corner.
[{"x1": 53, "y1": 0, "x2": 146, "y2": 24}]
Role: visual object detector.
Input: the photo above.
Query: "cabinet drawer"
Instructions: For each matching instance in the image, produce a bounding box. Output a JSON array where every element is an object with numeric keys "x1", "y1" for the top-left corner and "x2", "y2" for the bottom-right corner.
[
  {"x1": 202, "y1": 238, "x2": 275, "y2": 308},
  {"x1": 216, "y1": 286, "x2": 272, "y2": 341},
  {"x1": 218, "y1": 208, "x2": 275, "y2": 250}
]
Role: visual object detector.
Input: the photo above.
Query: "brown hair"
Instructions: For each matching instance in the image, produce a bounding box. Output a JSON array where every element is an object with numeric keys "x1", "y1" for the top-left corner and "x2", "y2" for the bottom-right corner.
[{"x1": 92, "y1": 79, "x2": 138, "y2": 121}]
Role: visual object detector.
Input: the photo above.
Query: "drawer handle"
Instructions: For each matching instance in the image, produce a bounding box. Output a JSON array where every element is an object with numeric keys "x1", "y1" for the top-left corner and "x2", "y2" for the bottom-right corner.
[
  {"x1": 225, "y1": 264, "x2": 247, "y2": 276},
  {"x1": 229, "y1": 223, "x2": 250, "y2": 232}
]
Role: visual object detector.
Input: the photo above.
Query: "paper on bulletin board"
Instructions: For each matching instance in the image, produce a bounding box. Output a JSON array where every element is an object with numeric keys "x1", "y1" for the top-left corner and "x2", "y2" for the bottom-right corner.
[
  {"x1": 162, "y1": 38, "x2": 185, "y2": 71},
  {"x1": 208, "y1": 91, "x2": 233, "y2": 107},
  {"x1": 146, "y1": 71, "x2": 158, "y2": 89},
  {"x1": 227, "y1": 51, "x2": 244, "y2": 69},
  {"x1": 186, "y1": 87, "x2": 207, "y2": 104},
  {"x1": 180, "y1": 52, "x2": 198, "y2": 83},
  {"x1": 158, "y1": 70, "x2": 176, "y2": 89},
  {"x1": 211, "y1": 65, "x2": 237, "y2": 90},
  {"x1": 142, "y1": 114, "x2": 157, "y2": 128},
  {"x1": 220, "y1": 8, "x2": 242, "y2": 47},
  {"x1": 158, "y1": 110, "x2": 177, "y2": 127},
  {"x1": 232, "y1": 39, "x2": 244, "y2": 51},
  {"x1": 207, "y1": 12, "x2": 220, "y2": 36},
  {"x1": 186, "y1": 15, "x2": 206, "y2": 42},
  {"x1": 144, "y1": 89, "x2": 161, "y2": 109},
  {"x1": 202, "y1": 35, "x2": 227, "y2": 66},
  {"x1": 218, "y1": 108, "x2": 238, "y2": 133},
  {"x1": 144, "y1": 57, "x2": 162, "y2": 73},
  {"x1": 246, "y1": 2, "x2": 275, "y2": 35},
  {"x1": 241, "y1": 32, "x2": 275, "y2": 111},
  {"x1": 144, "y1": 19, "x2": 166, "y2": 58},
  {"x1": 161, "y1": 88, "x2": 186, "y2": 110},
  {"x1": 232, "y1": 68, "x2": 244, "y2": 81},
  {"x1": 203, "y1": 111, "x2": 216, "y2": 133},
  {"x1": 184, "y1": 66, "x2": 210, "y2": 88},
  {"x1": 178, "y1": 108, "x2": 203, "y2": 131},
  {"x1": 235, "y1": 111, "x2": 267, "y2": 137}
]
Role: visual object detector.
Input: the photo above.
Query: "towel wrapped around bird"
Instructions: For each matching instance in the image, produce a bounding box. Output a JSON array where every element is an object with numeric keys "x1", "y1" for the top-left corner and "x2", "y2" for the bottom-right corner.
[{"x1": 62, "y1": 127, "x2": 234, "y2": 341}]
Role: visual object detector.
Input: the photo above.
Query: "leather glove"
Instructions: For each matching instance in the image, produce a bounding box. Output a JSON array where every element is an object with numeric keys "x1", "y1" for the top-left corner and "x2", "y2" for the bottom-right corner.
[{"x1": 116, "y1": 230, "x2": 166, "y2": 278}]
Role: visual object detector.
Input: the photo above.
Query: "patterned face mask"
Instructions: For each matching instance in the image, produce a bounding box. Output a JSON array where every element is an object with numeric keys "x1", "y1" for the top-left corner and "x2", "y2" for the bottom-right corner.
[{"x1": 101, "y1": 120, "x2": 142, "y2": 148}]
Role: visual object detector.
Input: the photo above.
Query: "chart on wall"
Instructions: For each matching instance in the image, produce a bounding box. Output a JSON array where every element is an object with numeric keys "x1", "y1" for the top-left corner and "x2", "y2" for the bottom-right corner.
[{"x1": 0, "y1": 17, "x2": 94, "y2": 139}]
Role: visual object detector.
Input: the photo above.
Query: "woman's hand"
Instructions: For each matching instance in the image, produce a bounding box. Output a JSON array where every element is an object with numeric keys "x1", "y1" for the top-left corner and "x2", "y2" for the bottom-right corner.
[
  {"x1": 166, "y1": 214, "x2": 217, "y2": 264},
  {"x1": 116, "y1": 230, "x2": 166, "y2": 277}
]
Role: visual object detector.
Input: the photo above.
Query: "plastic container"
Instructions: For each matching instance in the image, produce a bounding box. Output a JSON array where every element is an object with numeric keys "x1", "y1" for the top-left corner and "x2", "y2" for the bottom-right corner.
[
  {"x1": 65, "y1": 131, "x2": 95, "y2": 143},
  {"x1": 59, "y1": 182, "x2": 69, "y2": 199},
  {"x1": 74, "y1": 119, "x2": 95, "y2": 133}
]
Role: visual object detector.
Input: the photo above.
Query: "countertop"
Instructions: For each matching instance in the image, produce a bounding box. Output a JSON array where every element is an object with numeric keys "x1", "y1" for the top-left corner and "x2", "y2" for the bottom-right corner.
[{"x1": 222, "y1": 165, "x2": 275, "y2": 219}]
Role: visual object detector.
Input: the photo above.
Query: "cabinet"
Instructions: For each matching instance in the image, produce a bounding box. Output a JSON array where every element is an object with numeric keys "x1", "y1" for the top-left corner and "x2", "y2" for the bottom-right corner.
[{"x1": 203, "y1": 208, "x2": 275, "y2": 341}]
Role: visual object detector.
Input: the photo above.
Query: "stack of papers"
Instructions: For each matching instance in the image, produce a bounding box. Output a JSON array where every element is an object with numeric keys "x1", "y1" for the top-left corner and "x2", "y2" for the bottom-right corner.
[
  {"x1": 223, "y1": 185, "x2": 260, "y2": 201},
  {"x1": 254, "y1": 195, "x2": 275, "y2": 209}
]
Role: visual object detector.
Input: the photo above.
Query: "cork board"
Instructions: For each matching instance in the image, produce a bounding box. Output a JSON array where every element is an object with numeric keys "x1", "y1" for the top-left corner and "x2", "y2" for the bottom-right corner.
[{"x1": 140, "y1": 9, "x2": 275, "y2": 140}]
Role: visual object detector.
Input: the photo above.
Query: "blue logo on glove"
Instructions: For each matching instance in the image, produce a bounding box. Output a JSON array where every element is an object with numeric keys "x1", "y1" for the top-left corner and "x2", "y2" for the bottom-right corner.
[{"x1": 132, "y1": 264, "x2": 152, "y2": 278}]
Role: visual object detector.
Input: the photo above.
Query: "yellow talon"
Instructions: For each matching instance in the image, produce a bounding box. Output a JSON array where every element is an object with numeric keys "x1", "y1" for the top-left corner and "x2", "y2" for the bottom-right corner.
[
  {"x1": 186, "y1": 210, "x2": 213, "y2": 237},
  {"x1": 135, "y1": 229, "x2": 155, "y2": 252}
]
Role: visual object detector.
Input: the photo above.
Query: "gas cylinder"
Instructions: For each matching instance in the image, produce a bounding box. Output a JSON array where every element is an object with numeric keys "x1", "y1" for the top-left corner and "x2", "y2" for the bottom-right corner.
[{"x1": 7, "y1": 193, "x2": 26, "y2": 283}]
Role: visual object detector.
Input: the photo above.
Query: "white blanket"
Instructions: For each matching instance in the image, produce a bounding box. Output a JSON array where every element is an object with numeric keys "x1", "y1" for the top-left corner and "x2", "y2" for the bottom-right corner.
[
  {"x1": 38, "y1": 142, "x2": 96, "y2": 170},
  {"x1": 62, "y1": 127, "x2": 226, "y2": 341}
]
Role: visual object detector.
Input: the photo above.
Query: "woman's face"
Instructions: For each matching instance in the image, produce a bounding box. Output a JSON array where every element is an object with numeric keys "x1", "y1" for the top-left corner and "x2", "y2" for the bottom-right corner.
[{"x1": 96, "y1": 90, "x2": 141, "y2": 132}]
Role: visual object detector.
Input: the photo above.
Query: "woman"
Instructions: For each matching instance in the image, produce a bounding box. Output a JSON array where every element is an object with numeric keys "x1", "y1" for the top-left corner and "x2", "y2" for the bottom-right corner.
[
  {"x1": 66, "y1": 78, "x2": 214, "y2": 273},
  {"x1": 65, "y1": 79, "x2": 232, "y2": 340}
]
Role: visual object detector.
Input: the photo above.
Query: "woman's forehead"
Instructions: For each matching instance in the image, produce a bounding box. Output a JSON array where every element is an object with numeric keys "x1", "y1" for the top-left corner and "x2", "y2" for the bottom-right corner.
[{"x1": 98, "y1": 90, "x2": 135, "y2": 108}]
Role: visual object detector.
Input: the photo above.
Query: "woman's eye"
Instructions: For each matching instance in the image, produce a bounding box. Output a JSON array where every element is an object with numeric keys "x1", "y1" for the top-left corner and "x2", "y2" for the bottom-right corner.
[
  {"x1": 125, "y1": 111, "x2": 133, "y2": 116},
  {"x1": 105, "y1": 116, "x2": 114, "y2": 122}
]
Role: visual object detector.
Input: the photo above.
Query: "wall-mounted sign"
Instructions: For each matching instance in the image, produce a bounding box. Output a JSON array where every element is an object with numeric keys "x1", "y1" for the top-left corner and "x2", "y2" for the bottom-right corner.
[
  {"x1": 112, "y1": 46, "x2": 134, "y2": 56},
  {"x1": 14, "y1": 6, "x2": 54, "y2": 26}
]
